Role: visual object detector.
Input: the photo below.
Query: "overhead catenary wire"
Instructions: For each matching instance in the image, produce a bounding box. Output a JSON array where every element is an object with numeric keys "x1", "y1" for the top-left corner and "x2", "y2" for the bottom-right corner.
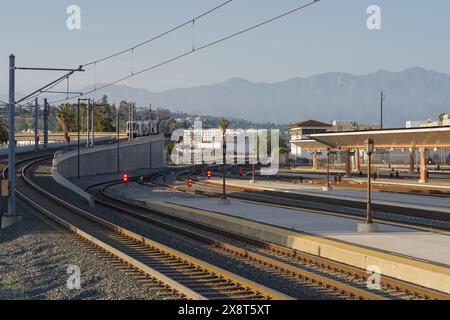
[
  {"x1": 16, "y1": 0, "x2": 233, "y2": 106},
  {"x1": 49, "y1": 0, "x2": 320, "y2": 104},
  {"x1": 82, "y1": 0, "x2": 234, "y2": 67}
]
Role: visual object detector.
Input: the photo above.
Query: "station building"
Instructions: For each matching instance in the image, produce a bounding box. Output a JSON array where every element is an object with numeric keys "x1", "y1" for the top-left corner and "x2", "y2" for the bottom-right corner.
[
  {"x1": 289, "y1": 120, "x2": 332, "y2": 162},
  {"x1": 290, "y1": 119, "x2": 450, "y2": 183}
]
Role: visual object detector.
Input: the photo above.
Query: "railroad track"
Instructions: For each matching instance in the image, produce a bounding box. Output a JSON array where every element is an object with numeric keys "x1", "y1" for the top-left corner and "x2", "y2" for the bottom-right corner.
[
  {"x1": 96, "y1": 172, "x2": 450, "y2": 300},
  {"x1": 168, "y1": 166, "x2": 450, "y2": 233},
  {"x1": 10, "y1": 156, "x2": 290, "y2": 300}
]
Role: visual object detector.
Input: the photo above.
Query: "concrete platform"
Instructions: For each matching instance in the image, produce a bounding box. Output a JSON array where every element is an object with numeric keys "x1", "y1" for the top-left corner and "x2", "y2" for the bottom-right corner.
[
  {"x1": 207, "y1": 178, "x2": 450, "y2": 213},
  {"x1": 107, "y1": 179, "x2": 450, "y2": 293},
  {"x1": 136, "y1": 196, "x2": 450, "y2": 294},
  {"x1": 166, "y1": 196, "x2": 450, "y2": 266}
]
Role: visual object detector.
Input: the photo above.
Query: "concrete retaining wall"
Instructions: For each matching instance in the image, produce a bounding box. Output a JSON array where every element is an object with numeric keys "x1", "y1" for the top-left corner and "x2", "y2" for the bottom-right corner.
[
  {"x1": 0, "y1": 137, "x2": 110, "y2": 156},
  {"x1": 54, "y1": 135, "x2": 164, "y2": 178}
]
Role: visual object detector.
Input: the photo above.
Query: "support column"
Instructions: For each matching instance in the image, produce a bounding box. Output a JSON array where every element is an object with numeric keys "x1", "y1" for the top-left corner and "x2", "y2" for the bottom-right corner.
[
  {"x1": 86, "y1": 99, "x2": 90, "y2": 147},
  {"x1": 91, "y1": 99, "x2": 95, "y2": 146},
  {"x1": 409, "y1": 149, "x2": 415, "y2": 173},
  {"x1": 419, "y1": 148, "x2": 428, "y2": 183},
  {"x1": 354, "y1": 148, "x2": 361, "y2": 172},
  {"x1": 3, "y1": 54, "x2": 21, "y2": 228},
  {"x1": 344, "y1": 148, "x2": 351, "y2": 177},
  {"x1": 34, "y1": 97, "x2": 39, "y2": 152},
  {"x1": 312, "y1": 151, "x2": 319, "y2": 170},
  {"x1": 43, "y1": 98, "x2": 48, "y2": 148}
]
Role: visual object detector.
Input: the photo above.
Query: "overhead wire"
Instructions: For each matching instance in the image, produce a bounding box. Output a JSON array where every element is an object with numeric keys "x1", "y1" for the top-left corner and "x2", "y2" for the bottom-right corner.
[
  {"x1": 81, "y1": 0, "x2": 234, "y2": 67},
  {"x1": 49, "y1": 0, "x2": 320, "y2": 104}
]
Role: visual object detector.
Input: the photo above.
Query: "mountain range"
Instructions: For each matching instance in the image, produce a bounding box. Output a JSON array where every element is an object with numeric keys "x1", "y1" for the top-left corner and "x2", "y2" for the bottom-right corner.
[{"x1": 4, "y1": 67, "x2": 450, "y2": 127}]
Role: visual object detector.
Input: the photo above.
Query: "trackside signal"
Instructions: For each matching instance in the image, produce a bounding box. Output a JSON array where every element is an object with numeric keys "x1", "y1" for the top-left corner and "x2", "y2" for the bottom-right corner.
[
  {"x1": 187, "y1": 178, "x2": 193, "y2": 188},
  {"x1": 122, "y1": 173, "x2": 129, "y2": 184},
  {"x1": 207, "y1": 170, "x2": 212, "y2": 179}
]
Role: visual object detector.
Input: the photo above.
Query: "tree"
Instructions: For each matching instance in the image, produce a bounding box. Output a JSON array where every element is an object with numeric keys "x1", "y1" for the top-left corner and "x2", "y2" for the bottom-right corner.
[
  {"x1": 0, "y1": 117, "x2": 8, "y2": 145},
  {"x1": 94, "y1": 104, "x2": 116, "y2": 132},
  {"x1": 56, "y1": 103, "x2": 76, "y2": 140},
  {"x1": 219, "y1": 118, "x2": 229, "y2": 200}
]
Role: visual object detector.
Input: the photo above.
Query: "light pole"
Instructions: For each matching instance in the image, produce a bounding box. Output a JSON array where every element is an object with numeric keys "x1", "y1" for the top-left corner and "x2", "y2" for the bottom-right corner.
[
  {"x1": 77, "y1": 98, "x2": 89, "y2": 178},
  {"x1": 326, "y1": 148, "x2": 331, "y2": 190},
  {"x1": 366, "y1": 139, "x2": 374, "y2": 224},
  {"x1": 117, "y1": 107, "x2": 120, "y2": 173},
  {"x1": 219, "y1": 119, "x2": 229, "y2": 204},
  {"x1": 358, "y1": 138, "x2": 379, "y2": 232}
]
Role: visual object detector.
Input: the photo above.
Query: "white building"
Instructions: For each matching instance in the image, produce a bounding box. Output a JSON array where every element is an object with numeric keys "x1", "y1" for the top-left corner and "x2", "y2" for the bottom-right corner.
[{"x1": 289, "y1": 119, "x2": 332, "y2": 160}]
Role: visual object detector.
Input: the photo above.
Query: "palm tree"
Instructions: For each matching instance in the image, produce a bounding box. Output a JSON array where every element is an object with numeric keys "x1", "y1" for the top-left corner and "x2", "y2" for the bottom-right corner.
[
  {"x1": 0, "y1": 117, "x2": 8, "y2": 146},
  {"x1": 56, "y1": 103, "x2": 76, "y2": 142},
  {"x1": 219, "y1": 118, "x2": 229, "y2": 200}
]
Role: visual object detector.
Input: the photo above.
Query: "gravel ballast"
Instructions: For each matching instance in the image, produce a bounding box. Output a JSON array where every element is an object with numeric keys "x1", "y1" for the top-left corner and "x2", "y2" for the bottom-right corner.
[{"x1": 0, "y1": 201, "x2": 162, "y2": 300}]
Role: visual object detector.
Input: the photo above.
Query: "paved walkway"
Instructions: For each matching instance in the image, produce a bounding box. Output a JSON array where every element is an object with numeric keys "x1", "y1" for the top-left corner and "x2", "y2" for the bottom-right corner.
[
  {"x1": 208, "y1": 178, "x2": 450, "y2": 210},
  {"x1": 165, "y1": 196, "x2": 450, "y2": 265}
]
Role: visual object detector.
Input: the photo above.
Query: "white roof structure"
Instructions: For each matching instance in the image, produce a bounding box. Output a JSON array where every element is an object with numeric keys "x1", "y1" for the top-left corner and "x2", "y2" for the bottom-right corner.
[{"x1": 292, "y1": 126, "x2": 450, "y2": 150}]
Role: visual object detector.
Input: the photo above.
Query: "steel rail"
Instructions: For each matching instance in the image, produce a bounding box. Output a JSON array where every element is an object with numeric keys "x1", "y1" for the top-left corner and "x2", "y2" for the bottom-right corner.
[
  {"x1": 94, "y1": 188, "x2": 389, "y2": 300},
  {"x1": 17, "y1": 157, "x2": 289, "y2": 300},
  {"x1": 175, "y1": 169, "x2": 450, "y2": 234},
  {"x1": 204, "y1": 169, "x2": 450, "y2": 223},
  {"x1": 127, "y1": 168, "x2": 449, "y2": 300}
]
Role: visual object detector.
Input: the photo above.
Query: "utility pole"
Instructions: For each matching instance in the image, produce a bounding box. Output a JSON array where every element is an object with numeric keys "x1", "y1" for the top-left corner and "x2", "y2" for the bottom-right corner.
[
  {"x1": 91, "y1": 99, "x2": 95, "y2": 146},
  {"x1": 3, "y1": 54, "x2": 20, "y2": 228},
  {"x1": 149, "y1": 104, "x2": 152, "y2": 168},
  {"x1": 337, "y1": 76, "x2": 341, "y2": 132},
  {"x1": 34, "y1": 97, "x2": 39, "y2": 152},
  {"x1": 132, "y1": 102, "x2": 134, "y2": 139},
  {"x1": 128, "y1": 102, "x2": 133, "y2": 141},
  {"x1": 117, "y1": 107, "x2": 120, "y2": 173},
  {"x1": 43, "y1": 98, "x2": 48, "y2": 149},
  {"x1": 77, "y1": 98, "x2": 81, "y2": 178},
  {"x1": 86, "y1": 98, "x2": 90, "y2": 147},
  {"x1": 380, "y1": 90, "x2": 385, "y2": 129},
  {"x1": 128, "y1": 102, "x2": 131, "y2": 141}
]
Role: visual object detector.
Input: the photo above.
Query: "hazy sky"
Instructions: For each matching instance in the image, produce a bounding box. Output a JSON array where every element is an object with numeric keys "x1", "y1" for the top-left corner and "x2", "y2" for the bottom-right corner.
[{"x1": 1, "y1": 0, "x2": 449, "y2": 95}]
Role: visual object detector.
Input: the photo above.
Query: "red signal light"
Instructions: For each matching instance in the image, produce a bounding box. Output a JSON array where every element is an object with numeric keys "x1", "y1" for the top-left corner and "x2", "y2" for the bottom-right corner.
[
  {"x1": 187, "y1": 178, "x2": 193, "y2": 188},
  {"x1": 207, "y1": 170, "x2": 212, "y2": 179},
  {"x1": 122, "y1": 173, "x2": 129, "y2": 184}
]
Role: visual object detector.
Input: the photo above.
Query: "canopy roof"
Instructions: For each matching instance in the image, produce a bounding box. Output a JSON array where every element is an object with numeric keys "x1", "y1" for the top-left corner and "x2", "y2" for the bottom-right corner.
[
  {"x1": 289, "y1": 139, "x2": 328, "y2": 150},
  {"x1": 307, "y1": 126, "x2": 450, "y2": 149},
  {"x1": 290, "y1": 126, "x2": 450, "y2": 150}
]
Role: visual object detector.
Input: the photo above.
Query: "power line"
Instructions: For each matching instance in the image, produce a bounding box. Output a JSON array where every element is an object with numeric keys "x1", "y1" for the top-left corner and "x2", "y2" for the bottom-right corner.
[
  {"x1": 50, "y1": 0, "x2": 320, "y2": 104},
  {"x1": 82, "y1": 0, "x2": 234, "y2": 67},
  {"x1": 13, "y1": 1, "x2": 233, "y2": 107}
]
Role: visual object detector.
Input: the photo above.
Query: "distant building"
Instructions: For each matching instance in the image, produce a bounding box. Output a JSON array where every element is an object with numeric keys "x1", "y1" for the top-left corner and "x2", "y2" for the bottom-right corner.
[
  {"x1": 331, "y1": 120, "x2": 380, "y2": 131},
  {"x1": 406, "y1": 114, "x2": 450, "y2": 128},
  {"x1": 288, "y1": 120, "x2": 332, "y2": 160},
  {"x1": 289, "y1": 119, "x2": 381, "y2": 161}
]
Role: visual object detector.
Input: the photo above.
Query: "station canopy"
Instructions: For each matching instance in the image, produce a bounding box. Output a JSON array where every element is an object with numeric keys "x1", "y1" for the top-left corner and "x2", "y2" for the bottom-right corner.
[{"x1": 298, "y1": 126, "x2": 450, "y2": 150}]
